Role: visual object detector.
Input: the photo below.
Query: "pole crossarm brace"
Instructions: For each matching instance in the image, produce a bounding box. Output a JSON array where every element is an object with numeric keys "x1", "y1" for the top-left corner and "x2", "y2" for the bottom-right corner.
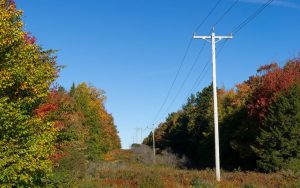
[
  {"x1": 193, "y1": 29, "x2": 233, "y2": 182},
  {"x1": 193, "y1": 32, "x2": 233, "y2": 43}
]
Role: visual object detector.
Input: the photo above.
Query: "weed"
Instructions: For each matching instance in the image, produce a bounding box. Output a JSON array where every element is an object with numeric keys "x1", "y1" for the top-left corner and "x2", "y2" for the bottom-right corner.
[
  {"x1": 138, "y1": 173, "x2": 164, "y2": 188},
  {"x1": 190, "y1": 178, "x2": 213, "y2": 188},
  {"x1": 242, "y1": 184, "x2": 257, "y2": 188},
  {"x1": 49, "y1": 149, "x2": 300, "y2": 188}
]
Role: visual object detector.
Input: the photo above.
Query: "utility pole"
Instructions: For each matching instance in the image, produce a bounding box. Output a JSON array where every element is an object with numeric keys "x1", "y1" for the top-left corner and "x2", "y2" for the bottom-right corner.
[
  {"x1": 132, "y1": 136, "x2": 135, "y2": 147},
  {"x1": 152, "y1": 126, "x2": 156, "y2": 164},
  {"x1": 193, "y1": 28, "x2": 232, "y2": 182},
  {"x1": 135, "y1": 128, "x2": 139, "y2": 144},
  {"x1": 140, "y1": 128, "x2": 143, "y2": 144},
  {"x1": 146, "y1": 125, "x2": 156, "y2": 164}
]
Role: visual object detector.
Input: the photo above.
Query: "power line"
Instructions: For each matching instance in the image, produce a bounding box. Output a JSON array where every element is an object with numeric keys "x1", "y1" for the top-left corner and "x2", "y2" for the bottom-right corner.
[
  {"x1": 154, "y1": 0, "x2": 229, "y2": 124},
  {"x1": 192, "y1": 3, "x2": 283, "y2": 177},
  {"x1": 150, "y1": 0, "x2": 273, "y2": 131},
  {"x1": 189, "y1": 0, "x2": 240, "y2": 94},
  {"x1": 145, "y1": 0, "x2": 274, "y2": 152},
  {"x1": 191, "y1": 0, "x2": 275, "y2": 93},
  {"x1": 232, "y1": 0, "x2": 274, "y2": 34},
  {"x1": 192, "y1": 0, "x2": 274, "y2": 92},
  {"x1": 190, "y1": 57, "x2": 211, "y2": 93},
  {"x1": 189, "y1": 40, "x2": 228, "y2": 94},
  {"x1": 151, "y1": 0, "x2": 224, "y2": 126},
  {"x1": 213, "y1": 0, "x2": 240, "y2": 27},
  {"x1": 192, "y1": 0, "x2": 274, "y2": 93},
  {"x1": 195, "y1": 0, "x2": 223, "y2": 32},
  {"x1": 154, "y1": 42, "x2": 207, "y2": 124},
  {"x1": 151, "y1": 38, "x2": 193, "y2": 125},
  {"x1": 156, "y1": 0, "x2": 240, "y2": 120},
  {"x1": 191, "y1": 0, "x2": 274, "y2": 94}
]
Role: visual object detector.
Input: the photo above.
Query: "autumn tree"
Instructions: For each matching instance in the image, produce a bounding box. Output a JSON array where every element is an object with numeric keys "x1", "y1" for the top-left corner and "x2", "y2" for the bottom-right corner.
[
  {"x1": 247, "y1": 60, "x2": 300, "y2": 121},
  {"x1": 40, "y1": 89, "x2": 88, "y2": 186},
  {"x1": 0, "y1": 0, "x2": 59, "y2": 186},
  {"x1": 73, "y1": 83, "x2": 120, "y2": 161},
  {"x1": 42, "y1": 83, "x2": 121, "y2": 186},
  {"x1": 144, "y1": 57, "x2": 300, "y2": 171}
]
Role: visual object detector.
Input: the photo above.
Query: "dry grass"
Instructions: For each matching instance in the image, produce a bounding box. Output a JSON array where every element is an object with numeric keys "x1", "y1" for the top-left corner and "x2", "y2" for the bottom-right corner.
[{"x1": 72, "y1": 149, "x2": 300, "y2": 188}]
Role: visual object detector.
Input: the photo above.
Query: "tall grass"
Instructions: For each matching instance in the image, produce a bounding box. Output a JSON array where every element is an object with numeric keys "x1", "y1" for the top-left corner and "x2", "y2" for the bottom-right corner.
[{"x1": 51, "y1": 149, "x2": 300, "y2": 187}]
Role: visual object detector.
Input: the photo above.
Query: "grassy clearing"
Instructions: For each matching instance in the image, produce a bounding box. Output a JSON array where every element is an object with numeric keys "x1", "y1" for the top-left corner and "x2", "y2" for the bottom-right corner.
[{"x1": 68, "y1": 149, "x2": 300, "y2": 188}]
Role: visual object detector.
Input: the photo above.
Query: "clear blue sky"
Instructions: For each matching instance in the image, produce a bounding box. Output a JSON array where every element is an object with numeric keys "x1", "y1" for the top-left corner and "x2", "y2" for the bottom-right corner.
[{"x1": 16, "y1": 0, "x2": 300, "y2": 148}]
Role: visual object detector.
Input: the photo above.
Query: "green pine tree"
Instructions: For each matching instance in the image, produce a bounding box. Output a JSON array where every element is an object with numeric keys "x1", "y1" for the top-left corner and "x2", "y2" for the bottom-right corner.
[{"x1": 253, "y1": 84, "x2": 300, "y2": 172}]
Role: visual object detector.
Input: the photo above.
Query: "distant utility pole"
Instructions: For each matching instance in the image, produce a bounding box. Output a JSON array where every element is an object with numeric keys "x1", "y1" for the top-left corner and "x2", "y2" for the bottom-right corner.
[
  {"x1": 193, "y1": 28, "x2": 233, "y2": 182},
  {"x1": 152, "y1": 126, "x2": 156, "y2": 164},
  {"x1": 140, "y1": 128, "x2": 143, "y2": 144},
  {"x1": 146, "y1": 125, "x2": 156, "y2": 164},
  {"x1": 135, "y1": 128, "x2": 139, "y2": 144}
]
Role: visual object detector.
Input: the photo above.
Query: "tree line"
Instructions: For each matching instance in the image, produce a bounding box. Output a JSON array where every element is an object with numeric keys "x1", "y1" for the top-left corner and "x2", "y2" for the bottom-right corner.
[
  {"x1": 0, "y1": 1, "x2": 120, "y2": 186},
  {"x1": 144, "y1": 57, "x2": 300, "y2": 172}
]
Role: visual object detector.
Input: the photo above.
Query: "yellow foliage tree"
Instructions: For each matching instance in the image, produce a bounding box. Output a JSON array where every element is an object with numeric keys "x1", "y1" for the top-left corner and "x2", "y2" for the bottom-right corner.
[{"x1": 0, "y1": 0, "x2": 59, "y2": 186}]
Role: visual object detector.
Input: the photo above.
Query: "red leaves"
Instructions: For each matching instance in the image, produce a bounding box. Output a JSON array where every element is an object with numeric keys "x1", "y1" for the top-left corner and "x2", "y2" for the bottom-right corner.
[
  {"x1": 35, "y1": 90, "x2": 60, "y2": 118},
  {"x1": 35, "y1": 103, "x2": 58, "y2": 118},
  {"x1": 256, "y1": 63, "x2": 279, "y2": 74},
  {"x1": 247, "y1": 60, "x2": 300, "y2": 122},
  {"x1": 50, "y1": 151, "x2": 67, "y2": 163},
  {"x1": 23, "y1": 33, "x2": 36, "y2": 45}
]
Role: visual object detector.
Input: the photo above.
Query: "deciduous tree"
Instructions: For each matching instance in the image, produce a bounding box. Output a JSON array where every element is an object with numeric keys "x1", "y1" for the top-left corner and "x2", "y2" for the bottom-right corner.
[{"x1": 0, "y1": 0, "x2": 59, "y2": 186}]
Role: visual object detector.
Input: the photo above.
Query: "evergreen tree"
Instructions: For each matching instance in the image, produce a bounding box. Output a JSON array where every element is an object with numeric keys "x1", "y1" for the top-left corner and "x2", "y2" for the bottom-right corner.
[
  {"x1": 254, "y1": 84, "x2": 300, "y2": 172},
  {"x1": 70, "y1": 82, "x2": 76, "y2": 96}
]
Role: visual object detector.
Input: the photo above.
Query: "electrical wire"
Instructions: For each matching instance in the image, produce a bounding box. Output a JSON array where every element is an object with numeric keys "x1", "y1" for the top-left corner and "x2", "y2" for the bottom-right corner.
[
  {"x1": 232, "y1": 0, "x2": 274, "y2": 34},
  {"x1": 189, "y1": 0, "x2": 240, "y2": 94},
  {"x1": 191, "y1": 0, "x2": 274, "y2": 94},
  {"x1": 190, "y1": 57, "x2": 211, "y2": 94},
  {"x1": 150, "y1": 38, "x2": 193, "y2": 125},
  {"x1": 150, "y1": 0, "x2": 224, "y2": 126},
  {"x1": 190, "y1": 40, "x2": 228, "y2": 93},
  {"x1": 150, "y1": 0, "x2": 274, "y2": 129},
  {"x1": 213, "y1": 0, "x2": 240, "y2": 27},
  {"x1": 155, "y1": 42, "x2": 207, "y2": 124},
  {"x1": 156, "y1": 0, "x2": 240, "y2": 121},
  {"x1": 191, "y1": 0, "x2": 274, "y2": 93},
  {"x1": 195, "y1": 0, "x2": 223, "y2": 32},
  {"x1": 137, "y1": 0, "x2": 274, "y2": 145}
]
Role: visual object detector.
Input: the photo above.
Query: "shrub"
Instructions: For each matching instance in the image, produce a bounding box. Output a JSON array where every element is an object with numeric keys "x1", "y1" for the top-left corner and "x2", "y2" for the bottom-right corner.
[
  {"x1": 157, "y1": 148, "x2": 188, "y2": 168},
  {"x1": 131, "y1": 144, "x2": 154, "y2": 164},
  {"x1": 131, "y1": 144, "x2": 188, "y2": 168},
  {"x1": 138, "y1": 173, "x2": 164, "y2": 188},
  {"x1": 242, "y1": 184, "x2": 257, "y2": 188}
]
